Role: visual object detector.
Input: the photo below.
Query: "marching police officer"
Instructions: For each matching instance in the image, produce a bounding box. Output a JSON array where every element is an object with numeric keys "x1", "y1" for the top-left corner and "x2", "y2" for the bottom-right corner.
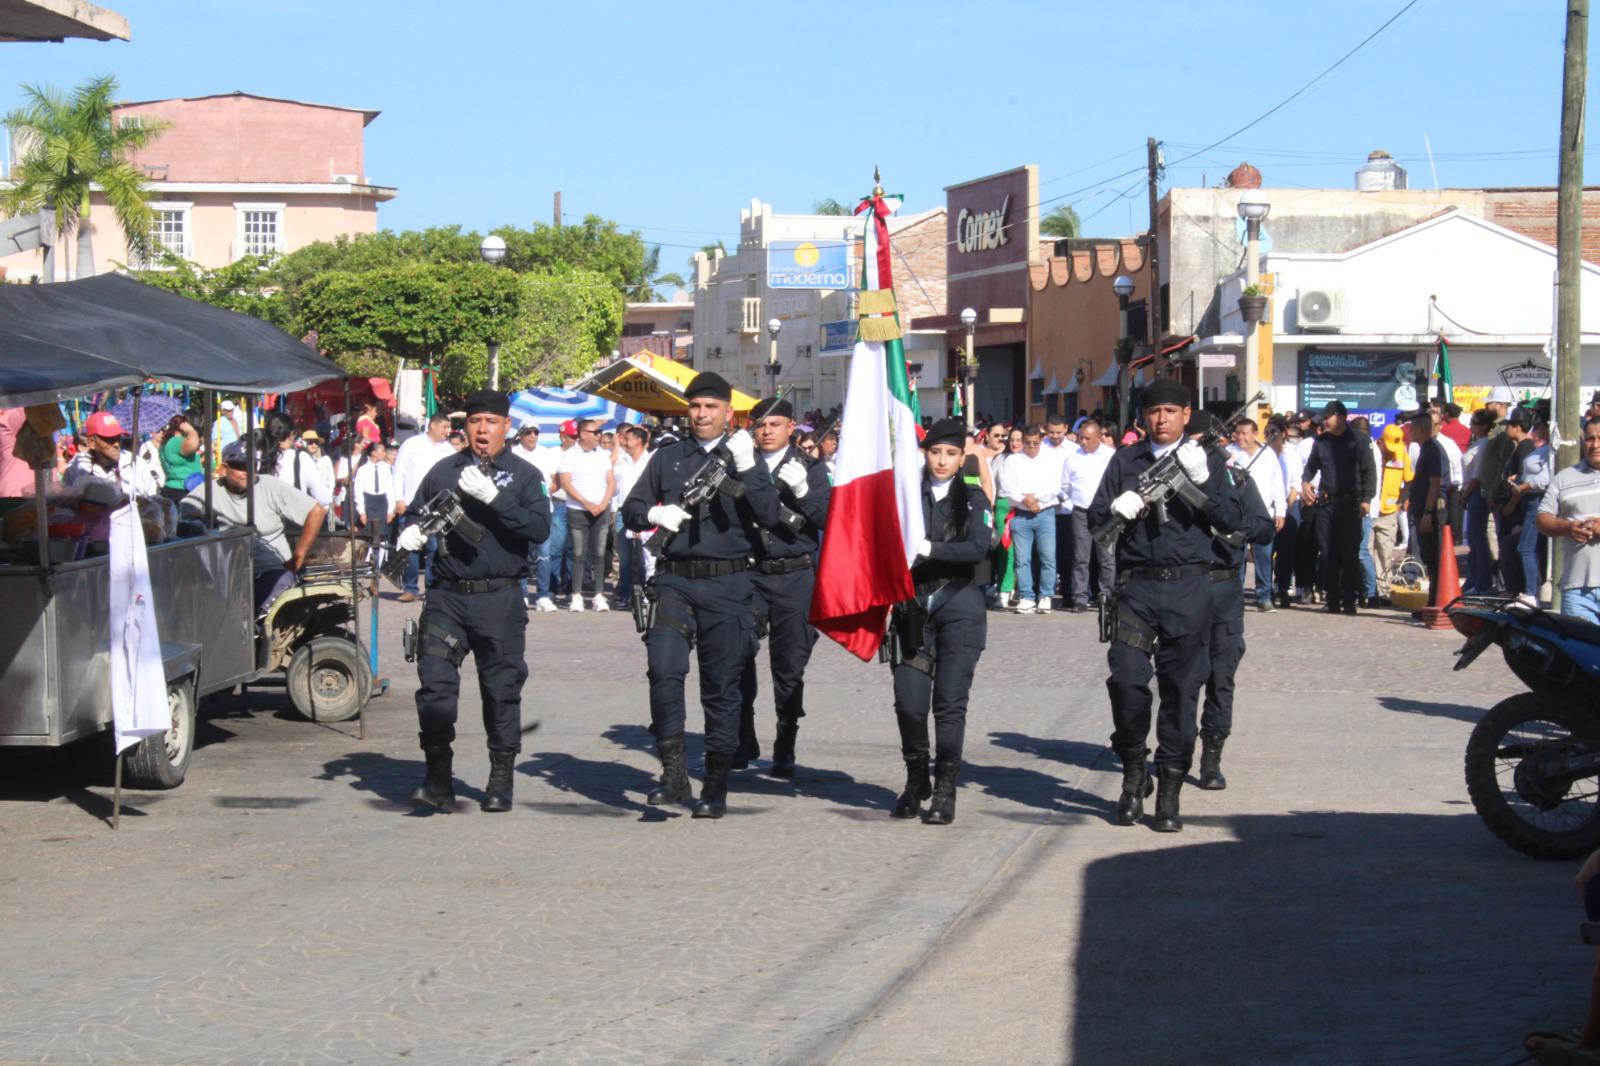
[
  {"x1": 1197, "y1": 453, "x2": 1276, "y2": 791},
  {"x1": 1088, "y1": 380, "x2": 1242, "y2": 832},
  {"x1": 622, "y1": 372, "x2": 779, "y2": 818},
  {"x1": 736, "y1": 395, "x2": 831, "y2": 777},
  {"x1": 404, "y1": 389, "x2": 551, "y2": 813},
  {"x1": 889, "y1": 419, "x2": 994, "y2": 825},
  {"x1": 1300, "y1": 399, "x2": 1376, "y2": 615}
]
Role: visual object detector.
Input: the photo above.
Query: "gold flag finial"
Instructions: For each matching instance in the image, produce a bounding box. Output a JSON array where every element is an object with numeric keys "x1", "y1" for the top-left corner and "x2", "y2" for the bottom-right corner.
[{"x1": 873, "y1": 165, "x2": 883, "y2": 197}]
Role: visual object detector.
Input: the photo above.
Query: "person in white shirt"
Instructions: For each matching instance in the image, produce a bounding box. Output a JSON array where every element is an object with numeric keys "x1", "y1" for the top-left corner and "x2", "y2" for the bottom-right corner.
[
  {"x1": 527, "y1": 422, "x2": 578, "y2": 611},
  {"x1": 557, "y1": 418, "x2": 617, "y2": 612},
  {"x1": 352, "y1": 440, "x2": 396, "y2": 535},
  {"x1": 612, "y1": 425, "x2": 653, "y2": 607},
  {"x1": 1228, "y1": 418, "x2": 1287, "y2": 610},
  {"x1": 1061, "y1": 418, "x2": 1116, "y2": 611},
  {"x1": 64, "y1": 411, "x2": 142, "y2": 495},
  {"x1": 997, "y1": 425, "x2": 1063, "y2": 613},
  {"x1": 507, "y1": 423, "x2": 548, "y2": 606},
  {"x1": 390, "y1": 411, "x2": 457, "y2": 601},
  {"x1": 301, "y1": 430, "x2": 337, "y2": 527}
]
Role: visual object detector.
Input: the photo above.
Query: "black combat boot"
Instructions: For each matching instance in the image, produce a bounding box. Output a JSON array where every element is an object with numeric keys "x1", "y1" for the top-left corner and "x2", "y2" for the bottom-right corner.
[
  {"x1": 1198, "y1": 735, "x2": 1228, "y2": 791},
  {"x1": 409, "y1": 744, "x2": 456, "y2": 811},
  {"x1": 693, "y1": 752, "x2": 733, "y2": 819},
  {"x1": 480, "y1": 749, "x2": 515, "y2": 812},
  {"x1": 923, "y1": 758, "x2": 960, "y2": 825},
  {"x1": 892, "y1": 759, "x2": 932, "y2": 819},
  {"x1": 1152, "y1": 766, "x2": 1185, "y2": 833},
  {"x1": 1114, "y1": 746, "x2": 1153, "y2": 826},
  {"x1": 647, "y1": 734, "x2": 693, "y2": 806},
  {"x1": 770, "y1": 718, "x2": 800, "y2": 779}
]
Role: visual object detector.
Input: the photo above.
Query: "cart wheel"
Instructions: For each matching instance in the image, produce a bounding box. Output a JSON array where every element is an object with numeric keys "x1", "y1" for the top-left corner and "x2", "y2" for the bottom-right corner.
[
  {"x1": 121, "y1": 677, "x2": 197, "y2": 789},
  {"x1": 287, "y1": 637, "x2": 371, "y2": 723}
]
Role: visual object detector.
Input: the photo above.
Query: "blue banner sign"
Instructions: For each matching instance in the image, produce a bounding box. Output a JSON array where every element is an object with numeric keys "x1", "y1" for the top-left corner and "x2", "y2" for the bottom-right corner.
[
  {"x1": 820, "y1": 319, "x2": 855, "y2": 355},
  {"x1": 768, "y1": 239, "x2": 850, "y2": 290}
]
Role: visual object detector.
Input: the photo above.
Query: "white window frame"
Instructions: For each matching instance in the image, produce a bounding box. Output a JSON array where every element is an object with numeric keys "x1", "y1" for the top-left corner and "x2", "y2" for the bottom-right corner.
[
  {"x1": 142, "y1": 201, "x2": 192, "y2": 268},
  {"x1": 234, "y1": 201, "x2": 286, "y2": 260}
]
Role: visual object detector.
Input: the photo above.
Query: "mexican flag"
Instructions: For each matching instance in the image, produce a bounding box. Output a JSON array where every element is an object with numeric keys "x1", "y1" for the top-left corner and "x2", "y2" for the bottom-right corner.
[
  {"x1": 808, "y1": 184, "x2": 926, "y2": 661},
  {"x1": 1434, "y1": 338, "x2": 1454, "y2": 405}
]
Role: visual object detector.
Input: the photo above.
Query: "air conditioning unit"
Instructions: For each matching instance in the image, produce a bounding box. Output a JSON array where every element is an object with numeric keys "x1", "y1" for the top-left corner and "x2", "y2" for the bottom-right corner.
[
  {"x1": 332, "y1": 173, "x2": 358, "y2": 184},
  {"x1": 1297, "y1": 288, "x2": 1348, "y2": 332}
]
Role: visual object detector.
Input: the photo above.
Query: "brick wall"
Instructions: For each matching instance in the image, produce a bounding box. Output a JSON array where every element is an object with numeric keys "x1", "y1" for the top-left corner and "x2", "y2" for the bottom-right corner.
[
  {"x1": 1485, "y1": 188, "x2": 1600, "y2": 264},
  {"x1": 891, "y1": 209, "x2": 947, "y2": 321}
]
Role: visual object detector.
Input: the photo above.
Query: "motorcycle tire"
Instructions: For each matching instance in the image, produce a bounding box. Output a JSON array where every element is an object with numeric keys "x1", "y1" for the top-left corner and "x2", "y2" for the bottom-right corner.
[{"x1": 1464, "y1": 692, "x2": 1600, "y2": 860}]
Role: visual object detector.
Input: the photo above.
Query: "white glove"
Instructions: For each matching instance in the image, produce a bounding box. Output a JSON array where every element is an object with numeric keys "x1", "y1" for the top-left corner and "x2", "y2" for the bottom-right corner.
[
  {"x1": 913, "y1": 538, "x2": 932, "y2": 561},
  {"x1": 458, "y1": 465, "x2": 499, "y2": 504},
  {"x1": 1110, "y1": 490, "x2": 1146, "y2": 522},
  {"x1": 647, "y1": 503, "x2": 691, "y2": 533},
  {"x1": 397, "y1": 524, "x2": 427, "y2": 552},
  {"x1": 725, "y1": 429, "x2": 756, "y2": 472},
  {"x1": 776, "y1": 458, "x2": 809, "y2": 497},
  {"x1": 1176, "y1": 440, "x2": 1210, "y2": 484}
]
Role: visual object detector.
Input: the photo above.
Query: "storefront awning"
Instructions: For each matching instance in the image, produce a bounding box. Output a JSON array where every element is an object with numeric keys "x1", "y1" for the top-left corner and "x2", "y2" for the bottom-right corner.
[
  {"x1": 1028, "y1": 360, "x2": 1044, "y2": 381},
  {"x1": 1091, "y1": 365, "x2": 1120, "y2": 388},
  {"x1": 571, "y1": 352, "x2": 758, "y2": 416},
  {"x1": 1043, "y1": 372, "x2": 1060, "y2": 395}
]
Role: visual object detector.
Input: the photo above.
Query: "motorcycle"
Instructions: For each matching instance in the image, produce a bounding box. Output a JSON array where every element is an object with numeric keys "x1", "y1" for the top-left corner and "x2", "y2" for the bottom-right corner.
[{"x1": 1448, "y1": 596, "x2": 1600, "y2": 859}]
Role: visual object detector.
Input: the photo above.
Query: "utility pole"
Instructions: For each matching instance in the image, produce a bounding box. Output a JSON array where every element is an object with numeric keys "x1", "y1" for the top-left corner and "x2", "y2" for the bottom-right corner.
[
  {"x1": 1556, "y1": 0, "x2": 1587, "y2": 473},
  {"x1": 1145, "y1": 137, "x2": 1162, "y2": 350},
  {"x1": 554, "y1": 190, "x2": 562, "y2": 229}
]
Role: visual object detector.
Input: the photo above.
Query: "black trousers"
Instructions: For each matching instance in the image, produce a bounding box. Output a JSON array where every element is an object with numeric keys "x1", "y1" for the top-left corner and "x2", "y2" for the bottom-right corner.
[
  {"x1": 893, "y1": 585, "x2": 986, "y2": 765},
  {"x1": 738, "y1": 565, "x2": 819, "y2": 754},
  {"x1": 1314, "y1": 500, "x2": 1363, "y2": 609},
  {"x1": 416, "y1": 585, "x2": 529, "y2": 752},
  {"x1": 1055, "y1": 513, "x2": 1075, "y2": 596},
  {"x1": 1107, "y1": 574, "x2": 1211, "y2": 772},
  {"x1": 646, "y1": 570, "x2": 757, "y2": 755},
  {"x1": 1295, "y1": 503, "x2": 1321, "y2": 594},
  {"x1": 1200, "y1": 576, "x2": 1246, "y2": 740},
  {"x1": 1273, "y1": 512, "x2": 1298, "y2": 596}
]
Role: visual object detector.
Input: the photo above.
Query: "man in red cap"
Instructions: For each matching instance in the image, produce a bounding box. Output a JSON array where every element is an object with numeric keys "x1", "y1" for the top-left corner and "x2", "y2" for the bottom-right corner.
[{"x1": 63, "y1": 412, "x2": 139, "y2": 492}]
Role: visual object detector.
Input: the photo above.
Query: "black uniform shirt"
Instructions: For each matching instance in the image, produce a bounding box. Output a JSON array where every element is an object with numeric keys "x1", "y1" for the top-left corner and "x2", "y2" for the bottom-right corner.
[
  {"x1": 621, "y1": 435, "x2": 780, "y2": 560},
  {"x1": 911, "y1": 474, "x2": 993, "y2": 589},
  {"x1": 1302, "y1": 429, "x2": 1376, "y2": 501},
  {"x1": 1087, "y1": 440, "x2": 1244, "y2": 570},
  {"x1": 410, "y1": 447, "x2": 552, "y2": 582},
  {"x1": 1208, "y1": 476, "x2": 1276, "y2": 569},
  {"x1": 752, "y1": 444, "x2": 831, "y2": 559}
]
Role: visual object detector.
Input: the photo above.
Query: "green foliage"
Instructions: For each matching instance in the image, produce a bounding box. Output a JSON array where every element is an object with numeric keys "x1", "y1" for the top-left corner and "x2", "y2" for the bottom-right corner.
[
  {"x1": 1040, "y1": 205, "x2": 1082, "y2": 239},
  {"x1": 0, "y1": 74, "x2": 169, "y2": 265},
  {"x1": 444, "y1": 267, "x2": 622, "y2": 393},
  {"x1": 131, "y1": 251, "x2": 282, "y2": 322},
  {"x1": 813, "y1": 197, "x2": 852, "y2": 216}
]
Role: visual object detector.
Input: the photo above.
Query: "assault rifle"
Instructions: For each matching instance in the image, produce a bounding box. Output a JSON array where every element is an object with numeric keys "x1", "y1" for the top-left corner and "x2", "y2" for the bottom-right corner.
[
  {"x1": 1090, "y1": 392, "x2": 1265, "y2": 555},
  {"x1": 380, "y1": 487, "x2": 487, "y2": 588},
  {"x1": 643, "y1": 445, "x2": 746, "y2": 557}
]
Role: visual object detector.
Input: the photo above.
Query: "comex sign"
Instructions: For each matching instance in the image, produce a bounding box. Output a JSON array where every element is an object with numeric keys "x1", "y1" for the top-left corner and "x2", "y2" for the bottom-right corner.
[{"x1": 956, "y1": 195, "x2": 1010, "y2": 253}]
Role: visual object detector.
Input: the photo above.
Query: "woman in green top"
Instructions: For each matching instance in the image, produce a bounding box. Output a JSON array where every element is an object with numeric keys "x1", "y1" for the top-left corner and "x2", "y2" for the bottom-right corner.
[{"x1": 159, "y1": 412, "x2": 204, "y2": 504}]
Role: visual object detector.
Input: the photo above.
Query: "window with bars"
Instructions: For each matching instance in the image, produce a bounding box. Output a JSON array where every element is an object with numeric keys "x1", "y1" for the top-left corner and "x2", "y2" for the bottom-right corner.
[
  {"x1": 240, "y1": 209, "x2": 281, "y2": 257},
  {"x1": 141, "y1": 206, "x2": 190, "y2": 266}
]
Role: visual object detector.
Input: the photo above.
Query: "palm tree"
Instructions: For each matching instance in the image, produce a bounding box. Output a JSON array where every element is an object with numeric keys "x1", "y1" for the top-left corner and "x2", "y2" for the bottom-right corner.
[
  {"x1": 653, "y1": 271, "x2": 688, "y2": 294},
  {"x1": 813, "y1": 197, "x2": 852, "y2": 216},
  {"x1": 1, "y1": 75, "x2": 168, "y2": 280},
  {"x1": 1039, "y1": 205, "x2": 1081, "y2": 239},
  {"x1": 686, "y1": 239, "x2": 725, "y2": 278}
]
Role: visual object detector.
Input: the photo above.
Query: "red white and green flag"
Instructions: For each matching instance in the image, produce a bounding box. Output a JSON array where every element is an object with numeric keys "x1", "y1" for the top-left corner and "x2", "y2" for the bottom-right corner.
[{"x1": 809, "y1": 181, "x2": 927, "y2": 661}]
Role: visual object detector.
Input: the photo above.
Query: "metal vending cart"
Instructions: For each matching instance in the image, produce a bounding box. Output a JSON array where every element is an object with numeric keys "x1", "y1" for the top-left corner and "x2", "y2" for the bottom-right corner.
[{"x1": 0, "y1": 276, "x2": 367, "y2": 816}]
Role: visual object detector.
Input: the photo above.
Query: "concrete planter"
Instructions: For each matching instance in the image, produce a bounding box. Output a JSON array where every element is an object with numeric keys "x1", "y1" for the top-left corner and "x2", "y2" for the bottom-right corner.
[{"x1": 1238, "y1": 294, "x2": 1268, "y2": 327}]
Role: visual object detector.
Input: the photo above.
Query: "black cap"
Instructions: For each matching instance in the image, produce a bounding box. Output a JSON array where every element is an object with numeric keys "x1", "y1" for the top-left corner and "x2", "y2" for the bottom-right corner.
[
  {"x1": 1321, "y1": 399, "x2": 1348, "y2": 417},
  {"x1": 1507, "y1": 406, "x2": 1535, "y2": 428},
  {"x1": 1140, "y1": 378, "x2": 1192, "y2": 409},
  {"x1": 463, "y1": 389, "x2": 510, "y2": 418},
  {"x1": 685, "y1": 372, "x2": 732, "y2": 402},
  {"x1": 750, "y1": 396, "x2": 794, "y2": 421},
  {"x1": 922, "y1": 418, "x2": 967, "y2": 450},
  {"x1": 222, "y1": 440, "x2": 249, "y2": 466}
]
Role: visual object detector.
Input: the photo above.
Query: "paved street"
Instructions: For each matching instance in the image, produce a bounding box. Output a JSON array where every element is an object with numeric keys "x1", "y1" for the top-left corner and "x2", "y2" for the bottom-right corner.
[{"x1": 0, "y1": 597, "x2": 1588, "y2": 1065}]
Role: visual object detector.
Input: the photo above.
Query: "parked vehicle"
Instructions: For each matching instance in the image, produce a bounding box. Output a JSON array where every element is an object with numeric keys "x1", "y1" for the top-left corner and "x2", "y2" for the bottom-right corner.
[{"x1": 1449, "y1": 596, "x2": 1600, "y2": 859}]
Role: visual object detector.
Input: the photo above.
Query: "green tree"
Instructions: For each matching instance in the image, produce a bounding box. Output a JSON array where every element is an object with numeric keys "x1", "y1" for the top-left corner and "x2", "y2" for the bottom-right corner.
[
  {"x1": 0, "y1": 75, "x2": 169, "y2": 278},
  {"x1": 652, "y1": 271, "x2": 689, "y2": 293},
  {"x1": 813, "y1": 197, "x2": 852, "y2": 216},
  {"x1": 447, "y1": 267, "x2": 623, "y2": 391},
  {"x1": 687, "y1": 239, "x2": 725, "y2": 278},
  {"x1": 1039, "y1": 205, "x2": 1081, "y2": 239},
  {"x1": 133, "y1": 251, "x2": 281, "y2": 323}
]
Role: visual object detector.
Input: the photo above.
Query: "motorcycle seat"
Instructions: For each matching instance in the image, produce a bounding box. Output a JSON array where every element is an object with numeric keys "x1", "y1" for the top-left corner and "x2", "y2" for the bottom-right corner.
[{"x1": 1527, "y1": 608, "x2": 1600, "y2": 647}]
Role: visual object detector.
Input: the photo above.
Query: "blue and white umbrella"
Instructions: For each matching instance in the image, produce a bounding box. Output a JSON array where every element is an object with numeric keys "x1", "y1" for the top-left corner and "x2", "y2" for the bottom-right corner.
[{"x1": 508, "y1": 387, "x2": 640, "y2": 444}]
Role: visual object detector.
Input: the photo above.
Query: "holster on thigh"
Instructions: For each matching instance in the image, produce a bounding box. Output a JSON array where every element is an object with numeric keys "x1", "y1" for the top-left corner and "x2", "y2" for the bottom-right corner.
[
  {"x1": 420, "y1": 618, "x2": 469, "y2": 667},
  {"x1": 1112, "y1": 603, "x2": 1158, "y2": 654},
  {"x1": 652, "y1": 592, "x2": 697, "y2": 650}
]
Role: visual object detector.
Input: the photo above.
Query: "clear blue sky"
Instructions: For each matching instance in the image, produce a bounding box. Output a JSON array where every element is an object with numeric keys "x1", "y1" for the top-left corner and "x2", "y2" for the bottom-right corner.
[{"x1": 2, "y1": 0, "x2": 1592, "y2": 265}]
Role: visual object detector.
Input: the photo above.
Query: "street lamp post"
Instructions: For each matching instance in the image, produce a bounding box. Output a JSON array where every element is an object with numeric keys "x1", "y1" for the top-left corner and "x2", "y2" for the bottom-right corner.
[
  {"x1": 479, "y1": 234, "x2": 509, "y2": 390},
  {"x1": 1237, "y1": 189, "x2": 1271, "y2": 423},
  {"x1": 1113, "y1": 275, "x2": 1134, "y2": 427},
  {"x1": 960, "y1": 306, "x2": 978, "y2": 430},
  {"x1": 766, "y1": 317, "x2": 782, "y2": 396}
]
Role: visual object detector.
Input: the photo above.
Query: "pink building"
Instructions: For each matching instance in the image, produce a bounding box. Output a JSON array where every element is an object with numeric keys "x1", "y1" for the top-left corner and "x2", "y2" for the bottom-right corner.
[{"x1": 1, "y1": 91, "x2": 396, "y2": 279}]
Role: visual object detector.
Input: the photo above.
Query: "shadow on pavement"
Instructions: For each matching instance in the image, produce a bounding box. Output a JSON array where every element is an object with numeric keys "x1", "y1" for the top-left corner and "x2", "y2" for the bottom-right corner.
[
  {"x1": 987, "y1": 731, "x2": 1110, "y2": 772},
  {"x1": 520, "y1": 751, "x2": 676, "y2": 822},
  {"x1": 316, "y1": 751, "x2": 483, "y2": 815},
  {"x1": 0, "y1": 743, "x2": 169, "y2": 825},
  {"x1": 1070, "y1": 810, "x2": 1582, "y2": 1064},
  {"x1": 1377, "y1": 695, "x2": 1485, "y2": 725}
]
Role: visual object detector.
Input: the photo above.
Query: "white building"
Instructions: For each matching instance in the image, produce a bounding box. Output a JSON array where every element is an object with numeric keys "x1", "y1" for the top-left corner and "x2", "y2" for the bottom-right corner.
[
  {"x1": 1193, "y1": 208, "x2": 1600, "y2": 426},
  {"x1": 691, "y1": 199, "x2": 947, "y2": 416}
]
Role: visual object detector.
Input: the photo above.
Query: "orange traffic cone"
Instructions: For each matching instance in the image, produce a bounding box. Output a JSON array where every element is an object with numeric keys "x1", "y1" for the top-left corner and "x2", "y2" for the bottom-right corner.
[{"x1": 1420, "y1": 520, "x2": 1462, "y2": 630}]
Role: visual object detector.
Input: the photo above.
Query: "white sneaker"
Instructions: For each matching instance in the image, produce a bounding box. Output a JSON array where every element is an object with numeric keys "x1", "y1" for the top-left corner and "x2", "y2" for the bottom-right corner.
[
  {"x1": 1015, "y1": 599, "x2": 1037, "y2": 615},
  {"x1": 592, "y1": 595, "x2": 610, "y2": 612},
  {"x1": 1037, "y1": 599, "x2": 1053, "y2": 614},
  {"x1": 535, "y1": 597, "x2": 558, "y2": 613},
  {"x1": 1515, "y1": 592, "x2": 1540, "y2": 609},
  {"x1": 569, "y1": 596, "x2": 585, "y2": 613}
]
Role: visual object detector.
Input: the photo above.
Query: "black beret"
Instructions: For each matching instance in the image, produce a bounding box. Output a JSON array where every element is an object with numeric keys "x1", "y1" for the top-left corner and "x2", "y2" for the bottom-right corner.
[
  {"x1": 463, "y1": 389, "x2": 510, "y2": 418},
  {"x1": 685, "y1": 372, "x2": 732, "y2": 402},
  {"x1": 1321, "y1": 399, "x2": 1348, "y2": 417},
  {"x1": 750, "y1": 396, "x2": 794, "y2": 421},
  {"x1": 921, "y1": 417, "x2": 968, "y2": 450},
  {"x1": 1140, "y1": 377, "x2": 1192, "y2": 409}
]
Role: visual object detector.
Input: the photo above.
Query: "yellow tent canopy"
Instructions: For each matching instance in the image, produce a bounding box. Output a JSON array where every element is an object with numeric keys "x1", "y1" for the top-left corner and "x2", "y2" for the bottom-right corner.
[{"x1": 572, "y1": 353, "x2": 758, "y2": 416}]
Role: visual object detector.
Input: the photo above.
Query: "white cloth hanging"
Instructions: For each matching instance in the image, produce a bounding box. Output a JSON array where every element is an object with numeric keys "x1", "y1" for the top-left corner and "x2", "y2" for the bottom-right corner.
[{"x1": 108, "y1": 501, "x2": 170, "y2": 753}]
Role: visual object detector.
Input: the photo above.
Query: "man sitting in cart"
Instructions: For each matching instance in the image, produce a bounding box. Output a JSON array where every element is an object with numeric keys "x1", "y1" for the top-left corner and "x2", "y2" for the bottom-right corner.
[{"x1": 180, "y1": 440, "x2": 326, "y2": 610}]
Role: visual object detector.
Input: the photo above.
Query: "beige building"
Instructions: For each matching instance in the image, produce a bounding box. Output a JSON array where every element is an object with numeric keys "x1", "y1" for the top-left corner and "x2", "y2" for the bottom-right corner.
[{"x1": 1, "y1": 91, "x2": 395, "y2": 280}]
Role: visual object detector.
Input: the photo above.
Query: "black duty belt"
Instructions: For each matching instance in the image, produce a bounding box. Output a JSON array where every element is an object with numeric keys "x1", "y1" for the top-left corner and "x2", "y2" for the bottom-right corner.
[
  {"x1": 754, "y1": 555, "x2": 813, "y2": 575},
  {"x1": 1120, "y1": 563, "x2": 1212, "y2": 584},
  {"x1": 1209, "y1": 567, "x2": 1239, "y2": 583},
  {"x1": 430, "y1": 577, "x2": 521, "y2": 594},
  {"x1": 659, "y1": 558, "x2": 750, "y2": 579}
]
